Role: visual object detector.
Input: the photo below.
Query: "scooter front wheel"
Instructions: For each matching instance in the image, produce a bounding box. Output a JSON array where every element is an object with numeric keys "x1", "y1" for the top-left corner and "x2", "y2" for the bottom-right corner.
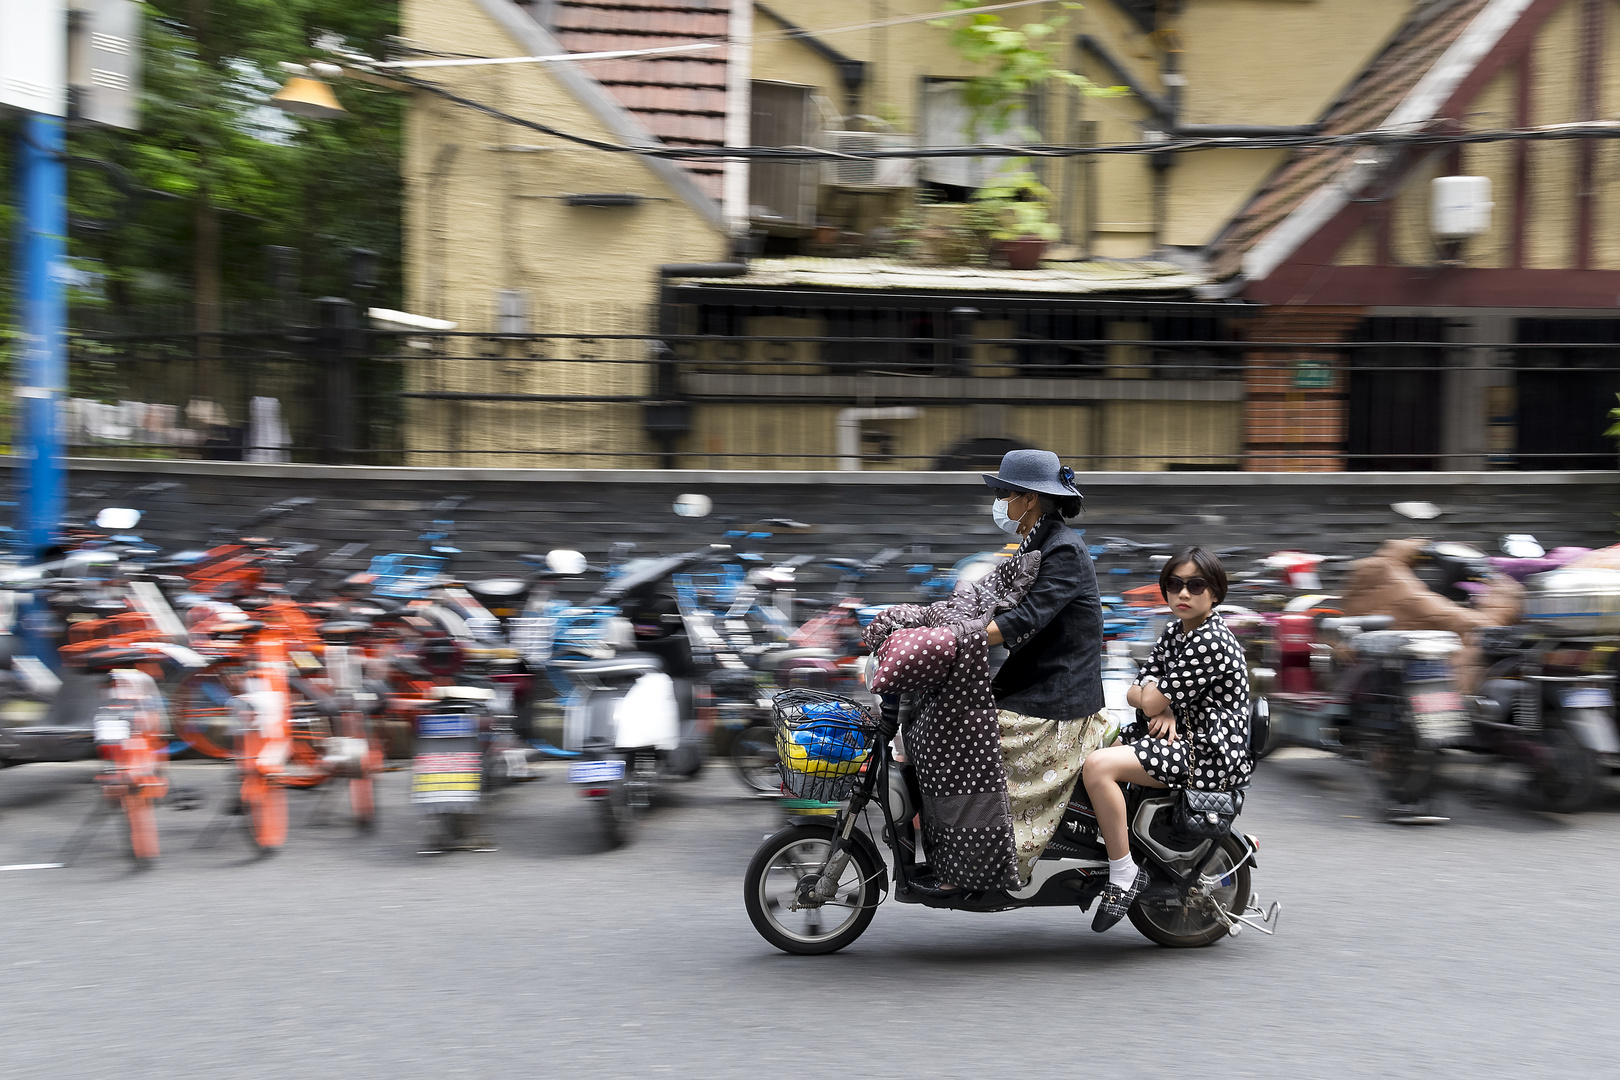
[{"x1": 744, "y1": 823, "x2": 879, "y2": 955}]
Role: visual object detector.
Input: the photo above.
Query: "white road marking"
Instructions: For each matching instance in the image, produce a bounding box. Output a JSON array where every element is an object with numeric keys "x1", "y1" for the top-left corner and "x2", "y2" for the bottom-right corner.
[{"x1": 0, "y1": 863, "x2": 64, "y2": 872}]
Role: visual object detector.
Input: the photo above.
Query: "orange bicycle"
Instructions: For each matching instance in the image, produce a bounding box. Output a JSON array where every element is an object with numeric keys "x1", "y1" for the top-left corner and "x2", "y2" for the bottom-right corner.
[{"x1": 58, "y1": 585, "x2": 204, "y2": 867}]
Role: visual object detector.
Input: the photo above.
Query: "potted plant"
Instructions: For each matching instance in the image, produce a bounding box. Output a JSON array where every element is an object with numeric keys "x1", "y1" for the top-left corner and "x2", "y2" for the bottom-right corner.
[{"x1": 974, "y1": 170, "x2": 1060, "y2": 270}]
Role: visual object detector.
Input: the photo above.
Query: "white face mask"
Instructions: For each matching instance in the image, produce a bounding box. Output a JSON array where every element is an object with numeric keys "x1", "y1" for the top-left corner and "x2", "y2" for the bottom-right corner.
[{"x1": 992, "y1": 498, "x2": 1023, "y2": 536}]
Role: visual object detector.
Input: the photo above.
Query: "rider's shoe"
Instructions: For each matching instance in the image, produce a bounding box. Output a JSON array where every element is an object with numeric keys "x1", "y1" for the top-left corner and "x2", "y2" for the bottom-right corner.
[
  {"x1": 908, "y1": 873, "x2": 963, "y2": 900},
  {"x1": 1091, "y1": 866, "x2": 1149, "y2": 932},
  {"x1": 949, "y1": 889, "x2": 1016, "y2": 913}
]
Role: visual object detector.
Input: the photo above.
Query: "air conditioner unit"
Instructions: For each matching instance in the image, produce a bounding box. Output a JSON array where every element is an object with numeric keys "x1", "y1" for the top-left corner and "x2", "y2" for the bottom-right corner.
[{"x1": 822, "y1": 131, "x2": 917, "y2": 189}]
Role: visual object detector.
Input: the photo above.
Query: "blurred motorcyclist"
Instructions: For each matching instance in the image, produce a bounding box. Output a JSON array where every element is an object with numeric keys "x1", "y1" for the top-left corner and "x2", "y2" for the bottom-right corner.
[{"x1": 1342, "y1": 538, "x2": 1524, "y2": 692}]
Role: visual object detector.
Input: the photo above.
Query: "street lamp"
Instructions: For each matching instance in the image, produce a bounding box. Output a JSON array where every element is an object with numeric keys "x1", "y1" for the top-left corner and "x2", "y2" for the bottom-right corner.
[{"x1": 271, "y1": 62, "x2": 346, "y2": 120}]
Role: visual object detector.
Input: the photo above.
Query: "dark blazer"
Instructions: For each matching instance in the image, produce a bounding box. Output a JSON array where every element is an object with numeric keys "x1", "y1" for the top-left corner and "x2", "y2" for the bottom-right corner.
[{"x1": 990, "y1": 516, "x2": 1104, "y2": 721}]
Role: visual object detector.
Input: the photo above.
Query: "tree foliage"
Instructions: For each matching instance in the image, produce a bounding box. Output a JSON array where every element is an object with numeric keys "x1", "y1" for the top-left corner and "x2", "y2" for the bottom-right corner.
[
  {"x1": 2, "y1": 0, "x2": 402, "y2": 333},
  {"x1": 930, "y1": 1, "x2": 1100, "y2": 142}
]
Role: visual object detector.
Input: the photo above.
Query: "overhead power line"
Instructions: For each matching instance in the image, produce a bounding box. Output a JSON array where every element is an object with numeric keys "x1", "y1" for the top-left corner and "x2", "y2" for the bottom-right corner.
[{"x1": 390, "y1": 72, "x2": 1620, "y2": 163}]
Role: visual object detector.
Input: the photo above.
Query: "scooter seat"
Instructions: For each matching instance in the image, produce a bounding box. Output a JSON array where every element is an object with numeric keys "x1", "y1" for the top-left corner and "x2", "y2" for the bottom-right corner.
[
  {"x1": 1320, "y1": 614, "x2": 1394, "y2": 635},
  {"x1": 318, "y1": 620, "x2": 372, "y2": 638},
  {"x1": 467, "y1": 577, "x2": 531, "y2": 600},
  {"x1": 553, "y1": 653, "x2": 666, "y2": 678},
  {"x1": 755, "y1": 647, "x2": 836, "y2": 671},
  {"x1": 76, "y1": 647, "x2": 157, "y2": 673}
]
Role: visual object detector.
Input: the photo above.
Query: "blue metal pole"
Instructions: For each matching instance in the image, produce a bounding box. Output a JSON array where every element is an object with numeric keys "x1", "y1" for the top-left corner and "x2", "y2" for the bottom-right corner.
[{"x1": 17, "y1": 113, "x2": 67, "y2": 559}]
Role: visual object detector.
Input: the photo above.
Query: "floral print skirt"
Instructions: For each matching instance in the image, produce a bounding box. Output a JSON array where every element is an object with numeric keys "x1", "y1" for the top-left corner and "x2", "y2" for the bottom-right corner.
[{"x1": 998, "y1": 707, "x2": 1110, "y2": 885}]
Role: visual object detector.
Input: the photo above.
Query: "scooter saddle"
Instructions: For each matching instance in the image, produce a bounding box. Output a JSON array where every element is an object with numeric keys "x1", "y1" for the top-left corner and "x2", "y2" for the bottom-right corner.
[
  {"x1": 754, "y1": 647, "x2": 836, "y2": 672},
  {"x1": 1320, "y1": 614, "x2": 1395, "y2": 636},
  {"x1": 76, "y1": 647, "x2": 158, "y2": 673},
  {"x1": 554, "y1": 653, "x2": 666, "y2": 679}
]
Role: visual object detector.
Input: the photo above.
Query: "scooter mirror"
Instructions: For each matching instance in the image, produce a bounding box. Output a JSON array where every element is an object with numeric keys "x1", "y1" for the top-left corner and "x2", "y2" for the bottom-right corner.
[
  {"x1": 673, "y1": 493, "x2": 712, "y2": 519},
  {"x1": 546, "y1": 548, "x2": 588, "y2": 576},
  {"x1": 1501, "y1": 534, "x2": 1545, "y2": 559},
  {"x1": 95, "y1": 507, "x2": 141, "y2": 531},
  {"x1": 1434, "y1": 541, "x2": 1487, "y2": 560}
]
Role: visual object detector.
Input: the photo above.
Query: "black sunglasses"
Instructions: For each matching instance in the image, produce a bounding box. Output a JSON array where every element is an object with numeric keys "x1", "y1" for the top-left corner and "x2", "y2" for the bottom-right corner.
[{"x1": 1164, "y1": 575, "x2": 1210, "y2": 596}]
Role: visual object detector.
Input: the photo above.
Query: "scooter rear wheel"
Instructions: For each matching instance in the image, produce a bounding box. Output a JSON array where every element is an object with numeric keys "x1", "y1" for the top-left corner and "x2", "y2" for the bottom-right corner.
[
  {"x1": 1529, "y1": 720, "x2": 1596, "y2": 814},
  {"x1": 1128, "y1": 833, "x2": 1251, "y2": 948},
  {"x1": 744, "y1": 823, "x2": 879, "y2": 955},
  {"x1": 1365, "y1": 716, "x2": 1437, "y2": 806},
  {"x1": 598, "y1": 776, "x2": 636, "y2": 848}
]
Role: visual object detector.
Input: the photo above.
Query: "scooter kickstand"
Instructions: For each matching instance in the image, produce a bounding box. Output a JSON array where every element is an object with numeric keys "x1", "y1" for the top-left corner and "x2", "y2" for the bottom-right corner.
[{"x1": 1226, "y1": 893, "x2": 1282, "y2": 936}]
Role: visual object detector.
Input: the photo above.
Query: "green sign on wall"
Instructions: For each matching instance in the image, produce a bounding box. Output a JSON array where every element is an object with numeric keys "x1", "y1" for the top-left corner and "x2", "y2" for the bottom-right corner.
[{"x1": 1292, "y1": 359, "x2": 1333, "y2": 389}]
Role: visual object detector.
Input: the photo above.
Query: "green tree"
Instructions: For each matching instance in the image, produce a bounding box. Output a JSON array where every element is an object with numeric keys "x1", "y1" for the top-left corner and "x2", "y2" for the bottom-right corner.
[
  {"x1": 2, "y1": 1, "x2": 402, "y2": 339},
  {"x1": 930, "y1": 1, "x2": 1099, "y2": 142}
]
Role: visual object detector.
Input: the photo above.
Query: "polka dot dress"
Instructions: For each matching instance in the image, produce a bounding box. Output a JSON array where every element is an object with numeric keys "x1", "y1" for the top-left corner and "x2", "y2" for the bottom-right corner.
[
  {"x1": 1130, "y1": 611, "x2": 1252, "y2": 791},
  {"x1": 865, "y1": 552, "x2": 1043, "y2": 891}
]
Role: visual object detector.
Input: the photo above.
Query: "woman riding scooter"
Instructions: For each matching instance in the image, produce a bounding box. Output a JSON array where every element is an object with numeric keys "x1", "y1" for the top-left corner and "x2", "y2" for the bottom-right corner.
[{"x1": 910, "y1": 450, "x2": 1106, "y2": 896}]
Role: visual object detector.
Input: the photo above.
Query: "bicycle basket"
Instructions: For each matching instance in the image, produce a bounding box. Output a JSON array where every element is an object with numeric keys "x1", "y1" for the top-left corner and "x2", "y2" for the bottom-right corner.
[
  {"x1": 772, "y1": 688, "x2": 879, "y2": 802},
  {"x1": 367, "y1": 553, "x2": 447, "y2": 597}
]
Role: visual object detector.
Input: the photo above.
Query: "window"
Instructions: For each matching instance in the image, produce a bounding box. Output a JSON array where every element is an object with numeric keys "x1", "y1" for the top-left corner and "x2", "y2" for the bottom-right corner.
[
  {"x1": 1346, "y1": 318, "x2": 1447, "y2": 471},
  {"x1": 919, "y1": 79, "x2": 1028, "y2": 193},
  {"x1": 750, "y1": 81, "x2": 816, "y2": 227},
  {"x1": 1514, "y1": 320, "x2": 1620, "y2": 470}
]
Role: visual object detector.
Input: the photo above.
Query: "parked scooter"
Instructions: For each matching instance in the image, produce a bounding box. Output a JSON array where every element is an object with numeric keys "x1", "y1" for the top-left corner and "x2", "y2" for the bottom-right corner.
[
  {"x1": 544, "y1": 546, "x2": 718, "y2": 844},
  {"x1": 743, "y1": 690, "x2": 1279, "y2": 954}
]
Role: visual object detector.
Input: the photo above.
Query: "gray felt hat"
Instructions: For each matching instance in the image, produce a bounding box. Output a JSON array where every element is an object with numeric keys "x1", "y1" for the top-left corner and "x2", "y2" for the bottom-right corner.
[{"x1": 981, "y1": 449, "x2": 1082, "y2": 498}]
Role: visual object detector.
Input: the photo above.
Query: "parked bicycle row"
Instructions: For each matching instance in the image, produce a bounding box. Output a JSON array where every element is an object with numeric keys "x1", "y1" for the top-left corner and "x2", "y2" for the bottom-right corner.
[{"x1": 2, "y1": 481, "x2": 1615, "y2": 869}]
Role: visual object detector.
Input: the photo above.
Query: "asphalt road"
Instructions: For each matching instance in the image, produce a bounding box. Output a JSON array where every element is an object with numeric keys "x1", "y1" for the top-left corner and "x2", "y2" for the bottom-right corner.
[{"x1": 0, "y1": 751, "x2": 1615, "y2": 1080}]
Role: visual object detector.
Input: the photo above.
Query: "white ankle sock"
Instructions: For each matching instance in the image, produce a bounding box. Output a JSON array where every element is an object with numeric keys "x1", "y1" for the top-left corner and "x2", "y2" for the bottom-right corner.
[{"x1": 1108, "y1": 854, "x2": 1138, "y2": 890}]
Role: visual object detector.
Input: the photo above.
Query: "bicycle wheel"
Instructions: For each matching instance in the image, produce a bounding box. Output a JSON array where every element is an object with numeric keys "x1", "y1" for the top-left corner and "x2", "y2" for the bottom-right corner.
[
  {"x1": 123, "y1": 792, "x2": 159, "y2": 865},
  {"x1": 171, "y1": 665, "x2": 245, "y2": 759},
  {"x1": 241, "y1": 773, "x2": 287, "y2": 852},
  {"x1": 349, "y1": 775, "x2": 376, "y2": 828}
]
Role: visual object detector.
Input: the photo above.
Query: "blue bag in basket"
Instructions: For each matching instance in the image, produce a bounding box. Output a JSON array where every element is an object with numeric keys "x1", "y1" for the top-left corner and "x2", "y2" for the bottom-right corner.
[
  {"x1": 799, "y1": 701, "x2": 865, "y2": 723},
  {"x1": 791, "y1": 718, "x2": 868, "y2": 763}
]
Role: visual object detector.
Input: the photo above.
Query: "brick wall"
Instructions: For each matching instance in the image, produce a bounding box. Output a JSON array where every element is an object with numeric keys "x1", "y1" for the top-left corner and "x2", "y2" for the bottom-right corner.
[{"x1": 1238, "y1": 307, "x2": 1363, "y2": 472}]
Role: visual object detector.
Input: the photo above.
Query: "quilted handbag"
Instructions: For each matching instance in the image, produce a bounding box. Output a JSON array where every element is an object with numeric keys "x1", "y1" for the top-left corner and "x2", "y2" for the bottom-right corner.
[{"x1": 1173, "y1": 787, "x2": 1242, "y2": 839}]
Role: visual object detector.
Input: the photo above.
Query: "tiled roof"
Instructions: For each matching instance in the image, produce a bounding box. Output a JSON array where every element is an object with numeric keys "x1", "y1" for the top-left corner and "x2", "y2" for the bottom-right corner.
[
  {"x1": 539, "y1": 0, "x2": 729, "y2": 202},
  {"x1": 1208, "y1": 0, "x2": 1492, "y2": 279},
  {"x1": 676, "y1": 256, "x2": 1211, "y2": 294}
]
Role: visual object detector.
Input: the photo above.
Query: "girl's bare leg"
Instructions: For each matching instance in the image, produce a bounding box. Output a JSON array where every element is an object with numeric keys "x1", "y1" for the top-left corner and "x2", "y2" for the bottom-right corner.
[{"x1": 1082, "y1": 745, "x2": 1164, "y2": 861}]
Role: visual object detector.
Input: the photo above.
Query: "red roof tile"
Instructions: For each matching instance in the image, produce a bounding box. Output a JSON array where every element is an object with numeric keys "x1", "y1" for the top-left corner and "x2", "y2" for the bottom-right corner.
[
  {"x1": 1208, "y1": 0, "x2": 1492, "y2": 279},
  {"x1": 534, "y1": 0, "x2": 731, "y2": 200}
]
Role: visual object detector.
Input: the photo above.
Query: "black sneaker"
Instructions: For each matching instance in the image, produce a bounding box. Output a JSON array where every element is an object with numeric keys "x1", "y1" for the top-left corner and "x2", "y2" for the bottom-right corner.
[
  {"x1": 1091, "y1": 866, "x2": 1149, "y2": 932},
  {"x1": 908, "y1": 872, "x2": 962, "y2": 900}
]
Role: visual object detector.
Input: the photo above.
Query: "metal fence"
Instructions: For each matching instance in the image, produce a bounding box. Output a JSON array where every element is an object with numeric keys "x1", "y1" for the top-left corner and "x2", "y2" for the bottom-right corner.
[{"x1": 14, "y1": 303, "x2": 1620, "y2": 471}]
